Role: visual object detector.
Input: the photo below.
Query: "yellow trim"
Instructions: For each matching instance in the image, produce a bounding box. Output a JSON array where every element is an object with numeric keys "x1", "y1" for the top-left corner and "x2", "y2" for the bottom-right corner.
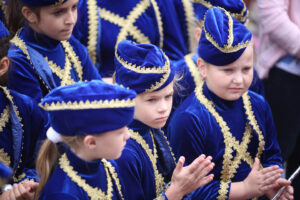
[
  {"x1": 0, "y1": 149, "x2": 10, "y2": 167},
  {"x1": 202, "y1": 8, "x2": 250, "y2": 54},
  {"x1": 181, "y1": 0, "x2": 196, "y2": 52},
  {"x1": 54, "y1": 0, "x2": 65, "y2": 6},
  {"x1": 0, "y1": 105, "x2": 9, "y2": 132},
  {"x1": 149, "y1": 0, "x2": 163, "y2": 48},
  {"x1": 129, "y1": 129, "x2": 165, "y2": 197},
  {"x1": 13, "y1": 173, "x2": 26, "y2": 183},
  {"x1": 115, "y1": 0, "x2": 151, "y2": 49},
  {"x1": 194, "y1": 81, "x2": 265, "y2": 200},
  {"x1": 40, "y1": 98, "x2": 135, "y2": 111},
  {"x1": 193, "y1": 0, "x2": 248, "y2": 23},
  {"x1": 161, "y1": 130, "x2": 176, "y2": 163},
  {"x1": 99, "y1": 7, "x2": 151, "y2": 44},
  {"x1": 184, "y1": 53, "x2": 202, "y2": 89},
  {"x1": 87, "y1": 0, "x2": 99, "y2": 65},
  {"x1": 59, "y1": 153, "x2": 116, "y2": 200}
]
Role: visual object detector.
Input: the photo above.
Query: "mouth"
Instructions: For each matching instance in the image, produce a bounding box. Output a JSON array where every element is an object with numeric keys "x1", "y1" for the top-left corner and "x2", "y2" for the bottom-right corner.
[
  {"x1": 155, "y1": 116, "x2": 168, "y2": 122},
  {"x1": 229, "y1": 88, "x2": 243, "y2": 92}
]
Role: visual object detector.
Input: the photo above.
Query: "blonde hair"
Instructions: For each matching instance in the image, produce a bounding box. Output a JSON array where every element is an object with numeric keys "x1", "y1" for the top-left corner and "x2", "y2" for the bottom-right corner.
[{"x1": 34, "y1": 135, "x2": 85, "y2": 200}]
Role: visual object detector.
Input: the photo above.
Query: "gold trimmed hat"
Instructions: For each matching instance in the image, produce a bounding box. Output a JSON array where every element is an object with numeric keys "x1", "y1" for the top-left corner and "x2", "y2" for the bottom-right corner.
[
  {"x1": 197, "y1": 7, "x2": 252, "y2": 66},
  {"x1": 21, "y1": 0, "x2": 66, "y2": 6},
  {"x1": 40, "y1": 80, "x2": 136, "y2": 136},
  {"x1": 193, "y1": 0, "x2": 248, "y2": 23},
  {"x1": 115, "y1": 40, "x2": 175, "y2": 94}
]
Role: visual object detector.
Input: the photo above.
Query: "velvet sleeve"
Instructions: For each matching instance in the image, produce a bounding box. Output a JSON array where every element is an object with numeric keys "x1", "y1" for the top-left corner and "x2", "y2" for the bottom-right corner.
[{"x1": 7, "y1": 48, "x2": 46, "y2": 102}]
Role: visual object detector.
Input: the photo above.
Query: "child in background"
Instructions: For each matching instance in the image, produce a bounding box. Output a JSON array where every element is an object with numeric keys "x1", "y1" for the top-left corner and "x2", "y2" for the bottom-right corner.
[
  {"x1": 6, "y1": 0, "x2": 101, "y2": 103},
  {"x1": 168, "y1": 8, "x2": 293, "y2": 199},
  {"x1": 35, "y1": 80, "x2": 136, "y2": 200},
  {"x1": 0, "y1": 20, "x2": 47, "y2": 200},
  {"x1": 114, "y1": 40, "x2": 214, "y2": 200}
]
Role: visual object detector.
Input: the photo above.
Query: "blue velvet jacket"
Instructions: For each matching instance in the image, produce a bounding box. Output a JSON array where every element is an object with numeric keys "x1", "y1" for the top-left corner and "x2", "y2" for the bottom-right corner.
[
  {"x1": 39, "y1": 148, "x2": 124, "y2": 200},
  {"x1": 7, "y1": 25, "x2": 101, "y2": 102},
  {"x1": 0, "y1": 87, "x2": 47, "y2": 184},
  {"x1": 116, "y1": 120, "x2": 176, "y2": 200},
  {"x1": 173, "y1": 0, "x2": 196, "y2": 54},
  {"x1": 73, "y1": 0, "x2": 101, "y2": 70},
  {"x1": 97, "y1": 0, "x2": 186, "y2": 77},
  {"x1": 168, "y1": 82, "x2": 282, "y2": 200}
]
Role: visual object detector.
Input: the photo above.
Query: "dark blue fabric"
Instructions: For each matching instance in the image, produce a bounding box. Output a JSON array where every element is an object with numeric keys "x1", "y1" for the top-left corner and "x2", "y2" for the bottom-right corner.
[
  {"x1": 115, "y1": 40, "x2": 175, "y2": 94},
  {"x1": 0, "y1": 88, "x2": 48, "y2": 183},
  {"x1": 21, "y1": 0, "x2": 66, "y2": 6},
  {"x1": 97, "y1": 0, "x2": 186, "y2": 77},
  {"x1": 73, "y1": 0, "x2": 102, "y2": 70},
  {"x1": 39, "y1": 148, "x2": 123, "y2": 200},
  {"x1": 0, "y1": 20, "x2": 8, "y2": 38},
  {"x1": 197, "y1": 8, "x2": 252, "y2": 66},
  {"x1": 116, "y1": 119, "x2": 175, "y2": 199},
  {"x1": 7, "y1": 25, "x2": 101, "y2": 103},
  {"x1": 168, "y1": 83, "x2": 282, "y2": 199},
  {"x1": 0, "y1": 162, "x2": 12, "y2": 179},
  {"x1": 40, "y1": 80, "x2": 136, "y2": 136}
]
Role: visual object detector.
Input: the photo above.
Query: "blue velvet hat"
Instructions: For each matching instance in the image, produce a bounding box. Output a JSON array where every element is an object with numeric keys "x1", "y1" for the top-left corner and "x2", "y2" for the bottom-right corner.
[
  {"x1": 21, "y1": 0, "x2": 66, "y2": 6},
  {"x1": 193, "y1": 0, "x2": 248, "y2": 23},
  {"x1": 40, "y1": 80, "x2": 136, "y2": 136},
  {"x1": 0, "y1": 20, "x2": 9, "y2": 39},
  {"x1": 197, "y1": 7, "x2": 252, "y2": 66},
  {"x1": 115, "y1": 40, "x2": 175, "y2": 94}
]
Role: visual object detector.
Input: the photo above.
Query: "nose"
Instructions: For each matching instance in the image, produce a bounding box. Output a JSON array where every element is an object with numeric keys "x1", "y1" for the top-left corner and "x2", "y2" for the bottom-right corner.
[
  {"x1": 232, "y1": 71, "x2": 243, "y2": 85},
  {"x1": 66, "y1": 10, "x2": 77, "y2": 25},
  {"x1": 124, "y1": 128, "x2": 131, "y2": 141},
  {"x1": 157, "y1": 99, "x2": 168, "y2": 113}
]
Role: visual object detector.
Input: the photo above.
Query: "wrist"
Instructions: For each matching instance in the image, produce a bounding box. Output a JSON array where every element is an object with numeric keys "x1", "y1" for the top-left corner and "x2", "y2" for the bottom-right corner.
[
  {"x1": 230, "y1": 181, "x2": 253, "y2": 200},
  {"x1": 165, "y1": 184, "x2": 184, "y2": 200}
]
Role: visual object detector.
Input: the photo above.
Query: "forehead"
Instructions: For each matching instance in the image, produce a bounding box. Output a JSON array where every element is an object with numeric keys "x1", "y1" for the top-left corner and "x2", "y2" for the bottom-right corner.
[{"x1": 140, "y1": 82, "x2": 174, "y2": 98}]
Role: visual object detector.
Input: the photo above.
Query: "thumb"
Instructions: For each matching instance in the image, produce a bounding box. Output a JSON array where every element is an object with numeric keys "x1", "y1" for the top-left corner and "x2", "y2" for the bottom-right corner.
[
  {"x1": 174, "y1": 156, "x2": 185, "y2": 173},
  {"x1": 277, "y1": 178, "x2": 291, "y2": 187},
  {"x1": 252, "y1": 158, "x2": 260, "y2": 171}
]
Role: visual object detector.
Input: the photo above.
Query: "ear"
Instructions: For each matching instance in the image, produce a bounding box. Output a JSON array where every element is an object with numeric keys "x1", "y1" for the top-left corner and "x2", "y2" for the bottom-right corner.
[
  {"x1": 22, "y1": 6, "x2": 38, "y2": 24},
  {"x1": 0, "y1": 57, "x2": 10, "y2": 77},
  {"x1": 83, "y1": 135, "x2": 97, "y2": 150},
  {"x1": 197, "y1": 58, "x2": 207, "y2": 79},
  {"x1": 194, "y1": 27, "x2": 202, "y2": 43}
]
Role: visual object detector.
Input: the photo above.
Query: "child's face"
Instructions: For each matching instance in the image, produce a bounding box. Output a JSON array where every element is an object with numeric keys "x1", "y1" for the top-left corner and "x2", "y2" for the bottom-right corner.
[
  {"x1": 92, "y1": 127, "x2": 130, "y2": 160},
  {"x1": 199, "y1": 43, "x2": 254, "y2": 101},
  {"x1": 134, "y1": 82, "x2": 174, "y2": 129},
  {"x1": 34, "y1": 0, "x2": 78, "y2": 41}
]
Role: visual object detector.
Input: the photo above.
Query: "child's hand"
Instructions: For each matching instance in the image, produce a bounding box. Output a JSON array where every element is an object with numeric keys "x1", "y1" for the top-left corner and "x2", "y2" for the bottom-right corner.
[
  {"x1": 266, "y1": 178, "x2": 293, "y2": 200},
  {"x1": 165, "y1": 154, "x2": 214, "y2": 200},
  {"x1": 5, "y1": 182, "x2": 38, "y2": 200},
  {"x1": 243, "y1": 158, "x2": 283, "y2": 198}
]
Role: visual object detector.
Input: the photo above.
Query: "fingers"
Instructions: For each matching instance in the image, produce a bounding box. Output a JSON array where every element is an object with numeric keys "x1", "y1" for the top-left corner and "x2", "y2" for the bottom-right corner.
[
  {"x1": 173, "y1": 156, "x2": 185, "y2": 174},
  {"x1": 194, "y1": 162, "x2": 215, "y2": 181},
  {"x1": 280, "y1": 186, "x2": 294, "y2": 200},
  {"x1": 188, "y1": 154, "x2": 206, "y2": 173},
  {"x1": 196, "y1": 174, "x2": 214, "y2": 188},
  {"x1": 252, "y1": 158, "x2": 260, "y2": 171},
  {"x1": 276, "y1": 178, "x2": 292, "y2": 187}
]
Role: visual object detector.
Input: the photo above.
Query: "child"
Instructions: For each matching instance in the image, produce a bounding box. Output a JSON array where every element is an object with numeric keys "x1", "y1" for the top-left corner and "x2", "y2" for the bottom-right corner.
[
  {"x1": 0, "y1": 20, "x2": 47, "y2": 200},
  {"x1": 168, "y1": 8, "x2": 293, "y2": 199},
  {"x1": 173, "y1": 0, "x2": 264, "y2": 109},
  {"x1": 35, "y1": 80, "x2": 136, "y2": 199},
  {"x1": 114, "y1": 40, "x2": 215, "y2": 200},
  {"x1": 6, "y1": 0, "x2": 101, "y2": 103}
]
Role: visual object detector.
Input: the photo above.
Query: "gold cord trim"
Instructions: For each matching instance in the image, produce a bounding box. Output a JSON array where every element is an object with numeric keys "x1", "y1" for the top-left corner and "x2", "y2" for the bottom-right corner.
[
  {"x1": 129, "y1": 129, "x2": 165, "y2": 197},
  {"x1": 115, "y1": 0, "x2": 151, "y2": 50},
  {"x1": 202, "y1": 8, "x2": 250, "y2": 54},
  {"x1": 193, "y1": 0, "x2": 248, "y2": 22},
  {"x1": 160, "y1": 130, "x2": 176, "y2": 163},
  {"x1": 40, "y1": 98, "x2": 135, "y2": 111},
  {"x1": 99, "y1": 7, "x2": 151, "y2": 44},
  {"x1": 0, "y1": 149, "x2": 10, "y2": 167},
  {"x1": 184, "y1": 53, "x2": 202, "y2": 89},
  {"x1": 0, "y1": 105, "x2": 9, "y2": 132},
  {"x1": 182, "y1": 0, "x2": 196, "y2": 52},
  {"x1": 149, "y1": 0, "x2": 163, "y2": 48},
  {"x1": 59, "y1": 153, "x2": 115, "y2": 200},
  {"x1": 13, "y1": 173, "x2": 25, "y2": 183},
  {"x1": 87, "y1": 0, "x2": 99, "y2": 65},
  {"x1": 195, "y1": 81, "x2": 265, "y2": 200}
]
